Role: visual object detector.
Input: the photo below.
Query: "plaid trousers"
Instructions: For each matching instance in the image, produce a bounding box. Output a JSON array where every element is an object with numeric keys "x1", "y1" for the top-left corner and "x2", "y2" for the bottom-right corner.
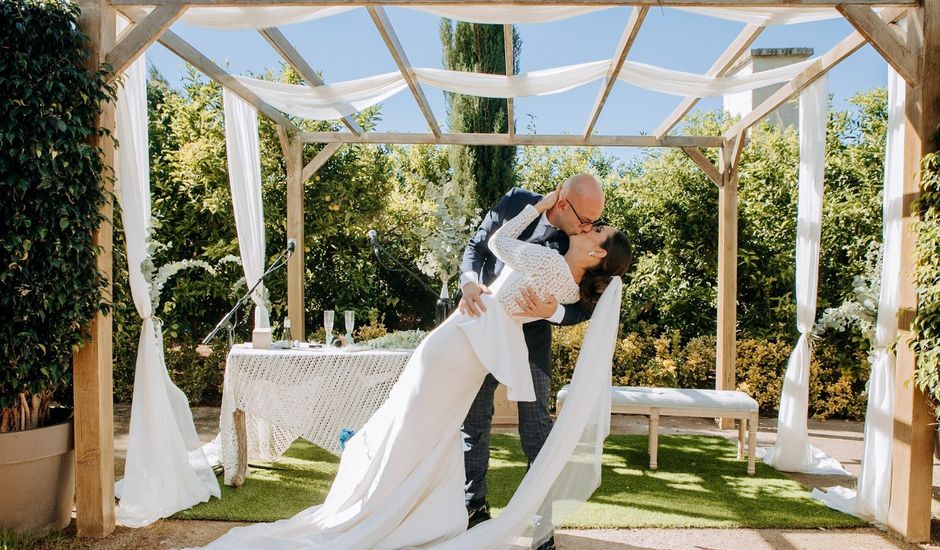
[{"x1": 462, "y1": 361, "x2": 553, "y2": 507}]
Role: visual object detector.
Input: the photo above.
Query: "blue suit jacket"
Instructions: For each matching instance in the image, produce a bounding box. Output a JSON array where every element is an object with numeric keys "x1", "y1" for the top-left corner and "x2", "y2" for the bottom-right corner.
[{"x1": 460, "y1": 187, "x2": 592, "y2": 373}]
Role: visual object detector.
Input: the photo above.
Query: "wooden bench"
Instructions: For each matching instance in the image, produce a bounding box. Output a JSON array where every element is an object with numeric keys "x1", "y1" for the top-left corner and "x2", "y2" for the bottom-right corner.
[{"x1": 556, "y1": 386, "x2": 759, "y2": 475}]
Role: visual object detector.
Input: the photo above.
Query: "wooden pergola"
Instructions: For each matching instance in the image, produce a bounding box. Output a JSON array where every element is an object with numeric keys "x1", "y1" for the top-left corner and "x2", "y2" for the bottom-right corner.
[{"x1": 76, "y1": 0, "x2": 938, "y2": 542}]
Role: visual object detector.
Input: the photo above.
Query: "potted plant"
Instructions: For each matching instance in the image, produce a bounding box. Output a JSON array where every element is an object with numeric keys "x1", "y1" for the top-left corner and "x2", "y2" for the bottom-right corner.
[{"x1": 0, "y1": 0, "x2": 113, "y2": 534}]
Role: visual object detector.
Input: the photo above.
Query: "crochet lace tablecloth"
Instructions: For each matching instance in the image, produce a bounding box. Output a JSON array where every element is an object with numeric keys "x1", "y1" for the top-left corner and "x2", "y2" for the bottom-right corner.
[{"x1": 220, "y1": 344, "x2": 412, "y2": 485}]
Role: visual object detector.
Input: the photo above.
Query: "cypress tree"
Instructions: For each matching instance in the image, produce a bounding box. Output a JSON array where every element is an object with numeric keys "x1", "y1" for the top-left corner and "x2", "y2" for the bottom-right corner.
[{"x1": 440, "y1": 20, "x2": 520, "y2": 209}]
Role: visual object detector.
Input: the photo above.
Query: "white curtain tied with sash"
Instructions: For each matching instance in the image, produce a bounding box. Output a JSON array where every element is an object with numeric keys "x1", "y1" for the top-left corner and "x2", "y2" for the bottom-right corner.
[
  {"x1": 812, "y1": 64, "x2": 906, "y2": 522},
  {"x1": 759, "y1": 75, "x2": 848, "y2": 475},
  {"x1": 113, "y1": 17, "x2": 220, "y2": 527}
]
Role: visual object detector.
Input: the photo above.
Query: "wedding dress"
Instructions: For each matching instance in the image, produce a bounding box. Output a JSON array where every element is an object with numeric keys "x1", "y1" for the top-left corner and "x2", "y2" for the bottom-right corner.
[{"x1": 197, "y1": 205, "x2": 623, "y2": 549}]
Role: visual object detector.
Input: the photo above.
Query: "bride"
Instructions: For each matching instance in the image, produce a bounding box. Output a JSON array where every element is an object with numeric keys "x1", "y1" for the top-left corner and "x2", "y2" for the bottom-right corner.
[{"x1": 198, "y1": 189, "x2": 632, "y2": 549}]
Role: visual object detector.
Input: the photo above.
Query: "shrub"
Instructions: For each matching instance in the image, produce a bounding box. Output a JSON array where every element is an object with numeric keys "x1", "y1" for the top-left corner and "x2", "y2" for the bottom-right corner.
[
  {"x1": 164, "y1": 339, "x2": 228, "y2": 406},
  {"x1": 734, "y1": 338, "x2": 791, "y2": 414},
  {"x1": 0, "y1": 1, "x2": 114, "y2": 431},
  {"x1": 678, "y1": 335, "x2": 716, "y2": 389},
  {"x1": 810, "y1": 337, "x2": 868, "y2": 420}
]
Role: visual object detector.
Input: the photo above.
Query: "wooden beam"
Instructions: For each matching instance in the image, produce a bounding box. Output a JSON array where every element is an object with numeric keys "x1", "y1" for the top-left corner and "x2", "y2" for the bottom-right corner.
[
  {"x1": 837, "y1": 4, "x2": 919, "y2": 85},
  {"x1": 367, "y1": 6, "x2": 442, "y2": 137},
  {"x1": 583, "y1": 6, "x2": 648, "y2": 138},
  {"x1": 299, "y1": 131, "x2": 724, "y2": 147},
  {"x1": 75, "y1": 0, "x2": 116, "y2": 538},
  {"x1": 301, "y1": 142, "x2": 343, "y2": 182},
  {"x1": 285, "y1": 137, "x2": 305, "y2": 341},
  {"x1": 259, "y1": 27, "x2": 362, "y2": 135},
  {"x1": 723, "y1": 7, "x2": 907, "y2": 139},
  {"x1": 504, "y1": 24, "x2": 514, "y2": 137},
  {"x1": 715, "y1": 135, "x2": 742, "y2": 429},
  {"x1": 106, "y1": 6, "x2": 183, "y2": 78},
  {"x1": 682, "y1": 146, "x2": 722, "y2": 186},
  {"x1": 120, "y1": 7, "x2": 301, "y2": 132},
  {"x1": 654, "y1": 23, "x2": 764, "y2": 139},
  {"x1": 889, "y1": 2, "x2": 937, "y2": 542},
  {"x1": 112, "y1": 1, "x2": 922, "y2": 8}
]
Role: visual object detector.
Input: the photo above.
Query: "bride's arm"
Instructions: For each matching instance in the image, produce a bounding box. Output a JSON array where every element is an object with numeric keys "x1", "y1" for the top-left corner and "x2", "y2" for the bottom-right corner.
[{"x1": 489, "y1": 193, "x2": 559, "y2": 275}]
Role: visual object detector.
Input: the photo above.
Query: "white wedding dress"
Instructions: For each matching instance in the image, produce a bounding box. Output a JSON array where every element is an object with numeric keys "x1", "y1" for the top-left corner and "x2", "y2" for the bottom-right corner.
[{"x1": 197, "y1": 205, "x2": 623, "y2": 549}]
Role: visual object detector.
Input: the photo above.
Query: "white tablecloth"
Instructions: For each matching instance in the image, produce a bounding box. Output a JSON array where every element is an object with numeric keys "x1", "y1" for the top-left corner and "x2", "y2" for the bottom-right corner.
[{"x1": 220, "y1": 344, "x2": 412, "y2": 485}]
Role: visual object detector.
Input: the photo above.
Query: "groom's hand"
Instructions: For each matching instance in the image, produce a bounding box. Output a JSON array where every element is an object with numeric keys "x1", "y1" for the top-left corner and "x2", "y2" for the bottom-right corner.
[
  {"x1": 514, "y1": 287, "x2": 558, "y2": 319},
  {"x1": 459, "y1": 282, "x2": 492, "y2": 317}
]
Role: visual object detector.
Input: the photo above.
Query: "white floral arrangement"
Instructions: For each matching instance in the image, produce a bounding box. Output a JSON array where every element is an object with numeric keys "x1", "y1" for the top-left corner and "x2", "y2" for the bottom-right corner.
[
  {"x1": 366, "y1": 330, "x2": 428, "y2": 350},
  {"x1": 412, "y1": 168, "x2": 481, "y2": 292},
  {"x1": 814, "y1": 243, "x2": 880, "y2": 349}
]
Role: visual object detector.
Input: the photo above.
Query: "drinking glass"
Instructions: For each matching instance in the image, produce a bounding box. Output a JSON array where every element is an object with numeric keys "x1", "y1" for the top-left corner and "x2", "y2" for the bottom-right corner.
[
  {"x1": 344, "y1": 311, "x2": 355, "y2": 344},
  {"x1": 324, "y1": 310, "x2": 334, "y2": 346}
]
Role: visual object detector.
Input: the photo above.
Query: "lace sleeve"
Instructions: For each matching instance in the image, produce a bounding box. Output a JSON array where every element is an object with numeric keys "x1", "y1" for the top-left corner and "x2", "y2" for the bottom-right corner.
[{"x1": 489, "y1": 204, "x2": 559, "y2": 275}]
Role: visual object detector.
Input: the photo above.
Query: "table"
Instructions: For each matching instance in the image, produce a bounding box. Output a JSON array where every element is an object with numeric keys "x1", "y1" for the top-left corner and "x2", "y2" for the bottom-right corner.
[
  {"x1": 557, "y1": 385, "x2": 759, "y2": 475},
  {"x1": 220, "y1": 344, "x2": 412, "y2": 486}
]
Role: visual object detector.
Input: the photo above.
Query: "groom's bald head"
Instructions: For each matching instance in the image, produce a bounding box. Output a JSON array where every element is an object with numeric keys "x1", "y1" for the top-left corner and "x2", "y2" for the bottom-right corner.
[{"x1": 553, "y1": 174, "x2": 605, "y2": 235}]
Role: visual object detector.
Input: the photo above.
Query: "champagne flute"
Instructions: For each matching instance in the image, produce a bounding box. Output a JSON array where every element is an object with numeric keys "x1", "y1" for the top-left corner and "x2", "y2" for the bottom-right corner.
[
  {"x1": 344, "y1": 310, "x2": 355, "y2": 344},
  {"x1": 324, "y1": 310, "x2": 334, "y2": 346}
]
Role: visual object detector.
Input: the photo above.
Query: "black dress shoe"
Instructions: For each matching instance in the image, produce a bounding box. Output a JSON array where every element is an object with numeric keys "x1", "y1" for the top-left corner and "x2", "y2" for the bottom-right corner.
[
  {"x1": 466, "y1": 501, "x2": 491, "y2": 528},
  {"x1": 533, "y1": 535, "x2": 556, "y2": 550}
]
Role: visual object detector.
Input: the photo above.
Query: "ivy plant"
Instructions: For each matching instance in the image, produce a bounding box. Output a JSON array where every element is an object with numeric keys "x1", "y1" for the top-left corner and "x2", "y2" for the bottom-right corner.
[{"x1": 0, "y1": 0, "x2": 114, "y2": 431}]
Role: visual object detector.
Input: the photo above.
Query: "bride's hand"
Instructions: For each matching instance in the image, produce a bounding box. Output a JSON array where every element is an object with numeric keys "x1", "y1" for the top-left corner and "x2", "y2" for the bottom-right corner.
[{"x1": 535, "y1": 188, "x2": 560, "y2": 213}]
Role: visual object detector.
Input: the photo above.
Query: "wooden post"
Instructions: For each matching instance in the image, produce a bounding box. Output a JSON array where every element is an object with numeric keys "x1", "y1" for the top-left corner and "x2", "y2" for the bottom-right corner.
[
  {"x1": 716, "y1": 135, "x2": 742, "y2": 429},
  {"x1": 286, "y1": 136, "x2": 305, "y2": 341},
  {"x1": 75, "y1": 0, "x2": 116, "y2": 538},
  {"x1": 889, "y1": 2, "x2": 939, "y2": 541}
]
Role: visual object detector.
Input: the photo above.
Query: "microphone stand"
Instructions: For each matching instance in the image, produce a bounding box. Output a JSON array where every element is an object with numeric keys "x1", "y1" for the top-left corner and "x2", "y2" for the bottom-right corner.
[
  {"x1": 370, "y1": 234, "x2": 453, "y2": 325},
  {"x1": 202, "y1": 246, "x2": 293, "y2": 346}
]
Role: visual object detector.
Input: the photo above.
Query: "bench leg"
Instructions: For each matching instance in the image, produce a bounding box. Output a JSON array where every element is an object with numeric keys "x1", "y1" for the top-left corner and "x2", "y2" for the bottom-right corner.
[
  {"x1": 737, "y1": 419, "x2": 745, "y2": 459},
  {"x1": 747, "y1": 413, "x2": 757, "y2": 476},
  {"x1": 649, "y1": 408, "x2": 659, "y2": 471}
]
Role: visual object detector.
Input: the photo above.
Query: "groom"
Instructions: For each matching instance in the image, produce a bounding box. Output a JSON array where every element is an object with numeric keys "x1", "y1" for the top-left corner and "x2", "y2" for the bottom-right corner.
[{"x1": 458, "y1": 174, "x2": 606, "y2": 550}]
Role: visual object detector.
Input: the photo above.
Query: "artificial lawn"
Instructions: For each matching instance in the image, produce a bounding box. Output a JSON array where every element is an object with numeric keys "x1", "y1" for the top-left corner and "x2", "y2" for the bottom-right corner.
[{"x1": 174, "y1": 434, "x2": 865, "y2": 529}]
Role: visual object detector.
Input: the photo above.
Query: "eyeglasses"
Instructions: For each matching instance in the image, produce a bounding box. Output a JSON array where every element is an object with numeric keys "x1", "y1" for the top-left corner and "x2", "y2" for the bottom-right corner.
[{"x1": 567, "y1": 200, "x2": 604, "y2": 228}]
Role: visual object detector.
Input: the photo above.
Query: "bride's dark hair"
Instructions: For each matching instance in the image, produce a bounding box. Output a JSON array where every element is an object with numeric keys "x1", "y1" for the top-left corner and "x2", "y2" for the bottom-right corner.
[{"x1": 579, "y1": 230, "x2": 633, "y2": 312}]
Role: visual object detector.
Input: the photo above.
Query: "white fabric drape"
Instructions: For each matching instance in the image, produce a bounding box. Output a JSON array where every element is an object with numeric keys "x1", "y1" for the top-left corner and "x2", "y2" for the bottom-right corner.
[
  {"x1": 179, "y1": 7, "x2": 358, "y2": 29},
  {"x1": 437, "y1": 278, "x2": 622, "y2": 549},
  {"x1": 760, "y1": 75, "x2": 847, "y2": 475},
  {"x1": 410, "y1": 5, "x2": 610, "y2": 24},
  {"x1": 677, "y1": 7, "x2": 840, "y2": 25},
  {"x1": 113, "y1": 22, "x2": 220, "y2": 527},
  {"x1": 616, "y1": 58, "x2": 812, "y2": 97},
  {"x1": 812, "y1": 64, "x2": 905, "y2": 523},
  {"x1": 223, "y1": 88, "x2": 269, "y2": 330},
  {"x1": 234, "y1": 58, "x2": 811, "y2": 121},
  {"x1": 175, "y1": 5, "x2": 841, "y2": 28}
]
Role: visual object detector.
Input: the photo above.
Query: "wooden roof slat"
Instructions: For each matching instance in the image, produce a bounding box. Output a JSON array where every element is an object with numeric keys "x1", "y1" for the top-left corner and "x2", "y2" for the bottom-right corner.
[
  {"x1": 299, "y1": 131, "x2": 724, "y2": 147},
  {"x1": 120, "y1": 7, "x2": 301, "y2": 132},
  {"x1": 654, "y1": 23, "x2": 764, "y2": 139},
  {"x1": 583, "y1": 6, "x2": 648, "y2": 138},
  {"x1": 367, "y1": 5, "x2": 442, "y2": 137},
  {"x1": 259, "y1": 27, "x2": 363, "y2": 135},
  {"x1": 108, "y1": 6, "x2": 184, "y2": 78},
  {"x1": 723, "y1": 5, "x2": 907, "y2": 138},
  {"x1": 837, "y1": 4, "x2": 919, "y2": 85}
]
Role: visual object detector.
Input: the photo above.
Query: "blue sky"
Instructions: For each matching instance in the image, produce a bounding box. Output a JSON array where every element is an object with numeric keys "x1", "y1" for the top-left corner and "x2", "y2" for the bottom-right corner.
[{"x1": 146, "y1": 7, "x2": 887, "y2": 164}]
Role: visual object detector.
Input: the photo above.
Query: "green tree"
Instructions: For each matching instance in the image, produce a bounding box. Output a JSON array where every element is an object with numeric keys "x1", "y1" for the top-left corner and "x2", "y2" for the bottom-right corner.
[{"x1": 440, "y1": 20, "x2": 520, "y2": 209}]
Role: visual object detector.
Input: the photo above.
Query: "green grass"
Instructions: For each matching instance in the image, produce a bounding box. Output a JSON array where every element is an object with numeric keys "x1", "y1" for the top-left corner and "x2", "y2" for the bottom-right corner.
[
  {"x1": 0, "y1": 528, "x2": 69, "y2": 550},
  {"x1": 174, "y1": 434, "x2": 865, "y2": 529}
]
